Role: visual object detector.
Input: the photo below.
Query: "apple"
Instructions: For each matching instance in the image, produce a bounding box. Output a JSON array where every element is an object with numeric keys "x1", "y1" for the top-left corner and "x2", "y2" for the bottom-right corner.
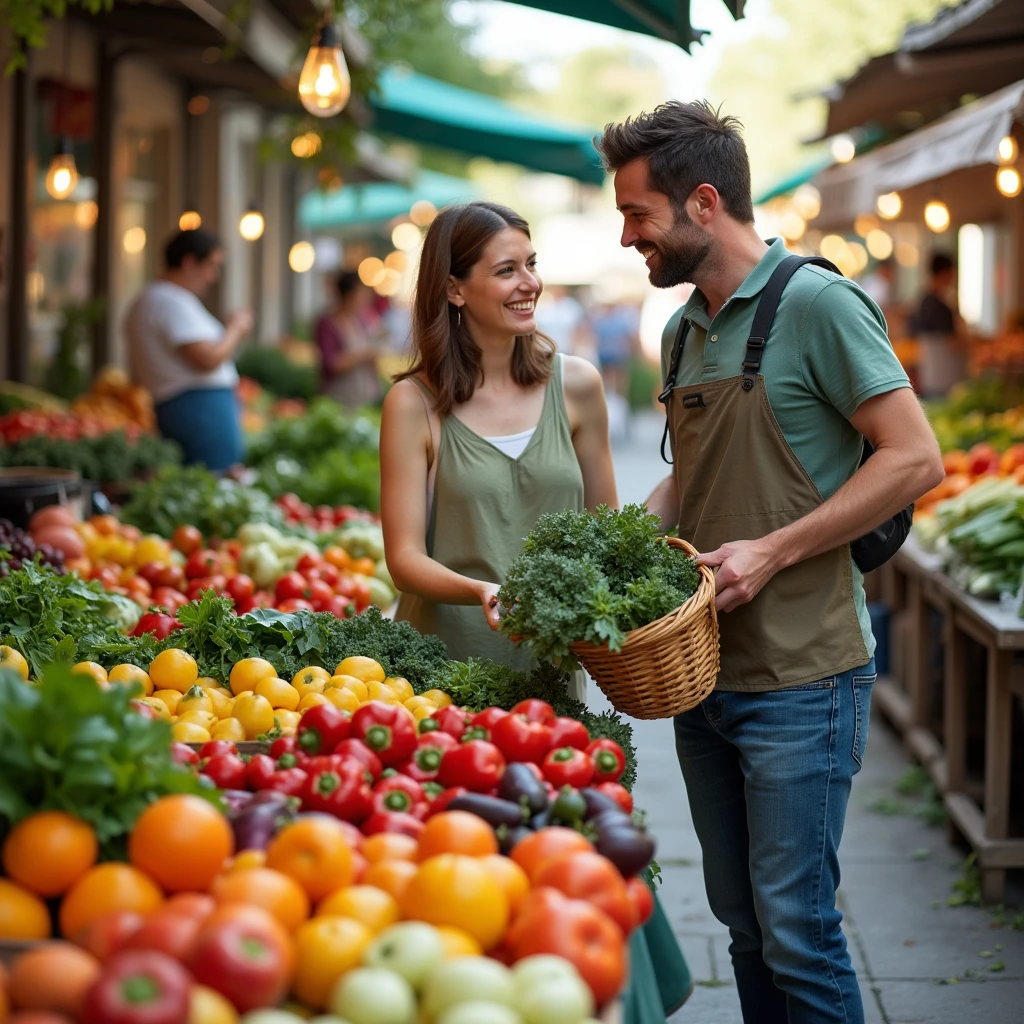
[
  {"x1": 512, "y1": 955, "x2": 581, "y2": 991},
  {"x1": 423, "y1": 956, "x2": 516, "y2": 1019},
  {"x1": 240, "y1": 1013, "x2": 308, "y2": 1024},
  {"x1": 363, "y1": 922, "x2": 447, "y2": 989},
  {"x1": 516, "y1": 975, "x2": 594, "y2": 1024},
  {"x1": 308, "y1": 1018, "x2": 356, "y2": 1024},
  {"x1": 435, "y1": 1002, "x2": 524, "y2": 1024},
  {"x1": 329, "y1": 967, "x2": 417, "y2": 1024}
]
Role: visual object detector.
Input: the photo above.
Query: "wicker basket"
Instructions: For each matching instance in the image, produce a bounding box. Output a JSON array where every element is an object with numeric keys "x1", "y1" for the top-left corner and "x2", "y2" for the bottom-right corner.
[{"x1": 570, "y1": 538, "x2": 719, "y2": 720}]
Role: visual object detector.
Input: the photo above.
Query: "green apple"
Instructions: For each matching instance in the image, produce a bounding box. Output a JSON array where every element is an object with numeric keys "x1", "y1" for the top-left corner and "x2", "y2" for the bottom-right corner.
[
  {"x1": 240, "y1": 1013, "x2": 307, "y2": 1024},
  {"x1": 516, "y1": 974, "x2": 595, "y2": 1024},
  {"x1": 363, "y1": 921, "x2": 447, "y2": 989},
  {"x1": 329, "y1": 967, "x2": 417, "y2": 1024},
  {"x1": 511, "y1": 954, "x2": 581, "y2": 992},
  {"x1": 435, "y1": 1002, "x2": 524, "y2": 1024},
  {"x1": 423, "y1": 956, "x2": 516, "y2": 1018}
]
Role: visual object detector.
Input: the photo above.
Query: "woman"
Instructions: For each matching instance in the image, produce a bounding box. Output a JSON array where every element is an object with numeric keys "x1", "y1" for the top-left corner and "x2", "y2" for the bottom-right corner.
[
  {"x1": 380, "y1": 202, "x2": 691, "y2": 1022},
  {"x1": 381, "y1": 201, "x2": 616, "y2": 673},
  {"x1": 315, "y1": 271, "x2": 382, "y2": 408}
]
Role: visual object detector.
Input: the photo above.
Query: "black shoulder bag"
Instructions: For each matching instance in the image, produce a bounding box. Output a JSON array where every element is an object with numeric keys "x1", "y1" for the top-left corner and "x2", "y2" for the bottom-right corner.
[{"x1": 657, "y1": 254, "x2": 913, "y2": 574}]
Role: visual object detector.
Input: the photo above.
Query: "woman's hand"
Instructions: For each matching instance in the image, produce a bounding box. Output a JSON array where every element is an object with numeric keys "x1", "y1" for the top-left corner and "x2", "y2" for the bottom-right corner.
[{"x1": 478, "y1": 582, "x2": 502, "y2": 630}]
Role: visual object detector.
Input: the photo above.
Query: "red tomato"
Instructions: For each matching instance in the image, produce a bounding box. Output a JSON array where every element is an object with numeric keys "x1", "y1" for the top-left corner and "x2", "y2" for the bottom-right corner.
[
  {"x1": 76, "y1": 910, "x2": 144, "y2": 962},
  {"x1": 185, "y1": 549, "x2": 224, "y2": 580},
  {"x1": 226, "y1": 574, "x2": 255, "y2": 603},
  {"x1": 172, "y1": 525, "x2": 204, "y2": 555},
  {"x1": 296, "y1": 552, "x2": 322, "y2": 574},
  {"x1": 351, "y1": 579, "x2": 371, "y2": 610},
  {"x1": 154, "y1": 564, "x2": 186, "y2": 591},
  {"x1": 324, "y1": 594, "x2": 353, "y2": 619},
  {"x1": 335, "y1": 576, "x2": 356, "y2": 599},
  {"x1": 152, "y1": 587, "x2": 188, "y2": 612},
  {"x1": 91, "y1": 567, "x2": 120, "y2": 589},
  {"x1": 275, "y1": 572, "x2": 309, "y2": 603},
  {"x1": 532, "y1": 851, "x2": 636, "y2": 935},
  {"x1": 136, "y1": 562, "x2": 166, "y2": 586},
  {"x1": 277, "y1": 597, "x2": 314, "y2": 613},
  {"x1": 307, "y1": 579, "x2": 335, "y2": 608},
  {"x1": 625, "y1": 876, "x2": 654, "y2": 927},
  {"x1": 130, "y1": 910, "x2": 203, "y2": 962},
  {"x1": 318, "y1": 563, "x2": 341, "y2": 588}
]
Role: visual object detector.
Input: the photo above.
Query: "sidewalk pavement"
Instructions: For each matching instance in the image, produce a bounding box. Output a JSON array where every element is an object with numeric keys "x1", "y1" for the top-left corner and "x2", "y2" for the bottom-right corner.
[{"x1": 601, "y1": 410, "x2": 1024, "y2": 1024}]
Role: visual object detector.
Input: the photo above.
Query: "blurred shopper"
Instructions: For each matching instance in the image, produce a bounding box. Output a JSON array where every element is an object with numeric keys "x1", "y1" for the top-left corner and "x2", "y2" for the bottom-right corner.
[
  {"x1": 911, "y1": 253, "x2": 967, "y2": 398},
  {"x1": 125, "y1": 228, "x2": 250, "y2": 472},
  {"x1": 316, "y1": 271, "x2": 383, "y2": 409}
]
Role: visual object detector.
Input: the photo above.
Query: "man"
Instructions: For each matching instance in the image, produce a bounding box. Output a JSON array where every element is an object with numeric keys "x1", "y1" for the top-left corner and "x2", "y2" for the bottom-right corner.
[
  {"x1": 598, "y1": 102, "x2": 942, "y2": 1024},
  {"x1": 125, "y1": 229, "x2": 253, "y2": 471},
  {"x1": 912, "y1": 252, "x2": 967, "y2": 398}
]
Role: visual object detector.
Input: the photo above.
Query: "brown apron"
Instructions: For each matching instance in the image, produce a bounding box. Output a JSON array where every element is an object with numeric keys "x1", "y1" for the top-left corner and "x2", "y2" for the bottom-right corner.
[{"x1": 667, "y1": 347, "x2": 868, "y2": 692}]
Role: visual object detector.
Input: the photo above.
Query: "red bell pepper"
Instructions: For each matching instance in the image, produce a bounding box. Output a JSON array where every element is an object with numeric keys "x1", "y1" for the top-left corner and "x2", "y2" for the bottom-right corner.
[
  {"x1": 491, "y1": 712, "x2": 554, "y2": 764},
  {"x1": 437, "y1": 739, "x2": 506, "y2": 792},
  {"x1": 297, "y1": 704, "x2": 351, "y2": 757},
  {"x1": 431, "y1": 705, "x2": 473, "y2": 740},
  {"x1": 202, "y1": 752, "x2": 248, "y2": 791},
  {"x1": 132, "y1": 610, "x2": 181, "y2": 640},
  {"x1": 596, "y1": 781, "x2": 633, "y2": 814},
  {"x1": 472, "y1": 707, "x2": 509, "y2": 733},
  {"x1": 268, "y1": 735, "x2": 304, "y2": 764},
  {"x1": 397, "y1": 730, "x2": 458, "y2": 783},
  {"x1": 511, "y1": 698, "x2": 556, "y2": 724},
  {"x1": 351, "y1": 701, "x2": 418, "y2": 766},
  {"x1": 169, "y1": 742, "x2": 199, "y2": 767},
  {"x1": 373, "y1": 775, "x2": 428, "y2": 820},
  {"x1": 361, "y1": 809, "x2": 426, "y2": 839},
  {"x1": 246, "y1": 754, "x2": 308, "y2": 797},
  {"x1": 543, "y1": 746, "x2": 594, "y2": 789},
  {"x1": 301, "y1": 760, "x2": 373, "y2": 822},
  {"x1": 198, "y1": 739, "x2": 238, "y2": 762},
  {"x1": 549, "y1": 716, "x2": 591, "y2": 750},
  {"x1": 80, "y1": 950, "x2": 190, "y2": 1024},
  {"x1": 333, "y1": 738, "x2": 383, "y2": 780},
  {"x1": 418, "y1": 716, "x2": 441, "y2": 734},
  {"x1": 586, "y1": 738, "x2": 626, "y2": 783}
]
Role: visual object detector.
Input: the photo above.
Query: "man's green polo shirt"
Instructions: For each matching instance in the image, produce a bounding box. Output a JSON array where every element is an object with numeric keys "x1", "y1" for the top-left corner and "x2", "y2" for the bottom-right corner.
[{"x1": 660, "y1": 238, "x2": 911, "y2": 658}]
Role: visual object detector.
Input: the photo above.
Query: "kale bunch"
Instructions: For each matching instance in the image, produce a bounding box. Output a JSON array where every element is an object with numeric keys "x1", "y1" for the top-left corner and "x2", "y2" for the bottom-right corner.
[{"x1": 498, "y1": 504, "x2": 700, "y2": 663}]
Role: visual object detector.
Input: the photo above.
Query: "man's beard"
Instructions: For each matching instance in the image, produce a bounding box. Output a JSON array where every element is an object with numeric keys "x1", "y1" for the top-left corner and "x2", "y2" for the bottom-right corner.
[{"x1": 645, "y1": 210, "x2": 713, "y2": 289}]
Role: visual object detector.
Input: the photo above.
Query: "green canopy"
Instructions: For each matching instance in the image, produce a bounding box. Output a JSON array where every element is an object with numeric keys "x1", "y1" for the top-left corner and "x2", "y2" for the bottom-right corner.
[
  {"x1": 371, "y1": 69, "x2": 605, "y2": 185},
  {"x1": 753, "y1": 157, "x2": 832, "y2": 204},
  {"x1": 298, "y1": 170, "x2": 479, "y2": 229},
  {"x1": 499, "y1": 1, "x2": 746, "y2": 50}
]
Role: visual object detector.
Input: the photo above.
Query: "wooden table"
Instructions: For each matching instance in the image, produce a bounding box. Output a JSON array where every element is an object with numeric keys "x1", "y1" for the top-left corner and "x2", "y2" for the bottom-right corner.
[{"x1": 877, "y1": 534, "x2": 1024, "y2": 902}]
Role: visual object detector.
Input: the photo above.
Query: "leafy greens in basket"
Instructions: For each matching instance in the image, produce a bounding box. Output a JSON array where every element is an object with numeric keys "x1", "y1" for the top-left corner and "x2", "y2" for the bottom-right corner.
[{"x1": 497, "y1": 504, "x2": 700, "y2": 663}]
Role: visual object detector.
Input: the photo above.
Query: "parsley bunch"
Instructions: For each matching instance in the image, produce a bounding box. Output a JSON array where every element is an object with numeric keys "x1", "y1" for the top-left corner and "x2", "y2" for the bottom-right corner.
[{"x1": 498, "y1": 504, "x2": 700, "y2": 663}]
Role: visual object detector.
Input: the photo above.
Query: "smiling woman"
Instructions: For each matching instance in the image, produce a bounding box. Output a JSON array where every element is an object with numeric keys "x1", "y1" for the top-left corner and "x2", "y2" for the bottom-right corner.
[{"x1": 379, "y1": 201, "x2": 617, "y2": 673}]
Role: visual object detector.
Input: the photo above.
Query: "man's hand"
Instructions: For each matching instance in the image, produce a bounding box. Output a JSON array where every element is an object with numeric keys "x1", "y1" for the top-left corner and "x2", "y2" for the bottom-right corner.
[{"x1": 700, "y1": 538, "x2": 780, "y2": 613}]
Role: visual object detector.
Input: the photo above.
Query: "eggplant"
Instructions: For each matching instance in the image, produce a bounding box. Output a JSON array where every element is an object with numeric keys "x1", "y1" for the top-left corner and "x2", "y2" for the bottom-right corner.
[
  {"x1": 232, "y1": 798, "x2": 296, "y2": 851},
  {"x1": 588, "y1": 808, "x2": 634, "y2": 834},
  {"x1": 595, "y1": 826, "x2": 656, "y2": 878},
  {"x1": 529, "y1": 806, "x2": 553, "y2": 831},
  {"x1": 448, "y1": 793, "x2": 527, "y2": 830},
  {"x1": 581, "y1": 787, "x2": 622, "y2": 820},
  {"x1": 498, "y1": 763, "x2": 549, "y2": 816},
  {"x1": 220, "y1": 789, "x2": 255, "y2": 816},
  {"x1": 498, "y1": 824, "x2": 533, "y2": 856}
]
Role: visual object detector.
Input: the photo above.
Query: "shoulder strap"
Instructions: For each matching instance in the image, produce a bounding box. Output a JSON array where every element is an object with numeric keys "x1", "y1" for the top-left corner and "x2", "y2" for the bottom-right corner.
[
  {"x1": 657, "y1": 315, "x2": 690, "y2": 465},
  {"x1": 741, "y1": 255, "x2": 841, "y2": 391}
]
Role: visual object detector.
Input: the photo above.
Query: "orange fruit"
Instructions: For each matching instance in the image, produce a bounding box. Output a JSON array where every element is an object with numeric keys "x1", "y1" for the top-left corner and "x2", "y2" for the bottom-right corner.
[
  {"x1": 3, "y1": 811, "x2": 98, "y2": 897},
  {"x1": 228, "y1": 657, "x2": 277, "y2": 696},
  {"x1": 0, "y1": 879, "x2": 51, "y2": 939},
  {"x1": 292, "y1": 916, "x2": 373, "y2": 1009},
  {"x1": 59, "y1": 863, "x2": 163, "y2": 941},
  {"x1": 360, "y1": 860, "x2": 418, "y2": 902},
  {"x1": 323, "y1": 545, "x2": 352, "y2": 570},
  {"x1": 228, "y1": 849, "x2": 267, "y2": 872},
  {"x1": 478, "y1": 853, "x2": 530, "y2": 915},
  {"x1": 0, "y1": 645, "x2": 29, "y2": 680},
  {"x1": 509, "y1": 826, "x2": 592, "y2": 881},
  {"x1": 128, "y1": 795, "x2": 233, "y2": 893},
  {"x1": 148, "y1": 649, "x2": 198, "y2": 693},
  {"x1": 164, "y1": 892, "x2": 216, "y2": 924},
  {"x1": 265, "y1": 818, "x2": 355, "y2": 903},
  {"x1": 436, "y1": 925, "x2": 483, "y2": 959},
  {"x1": 316, "y1": 885, "x2": 400, "y2": 933},
  {"x1": 400, "y1": 854, "x2": 509, "y2": 951},
  {"x1": 188, "y1": 984, "x2": 238, "y2": 1024},
  {"x1": 416, "y1": 811, "x2": 498, "y2": 860},
  {"x1": 210, "y1": 867, "x2": 310, "y2": 932},
  {"x1": 334, "y1": 657, "x2": 385, "y2": 684},
  {"x1": 362, "y1": 833, "x2": 419, "y2": 865},
  {"x1": 7, "y1": 942, "x2": 100, "y2": 1016},
  {"x1": 151, "y1": 688, "x2": 183, "y2": 714},
  {"x1": 107, "y1": 663, "x2": 153, "y2": 695},
  {"x1": 71, "y1": 662, "x2": 108, "y2": 686},
  {"x1": 351, "y1": 557, "x2": 377, "y2": 577}
]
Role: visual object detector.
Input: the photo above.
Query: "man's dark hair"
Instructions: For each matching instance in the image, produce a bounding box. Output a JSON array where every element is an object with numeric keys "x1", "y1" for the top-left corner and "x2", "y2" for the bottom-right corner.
[
  {"x1": 165, "y1": 228, "x2": 221, "y2": 269},
  {"x1": 336, "y1": 270, "x2": 363, "y2": 299},
  {"x1": 930, "y1": 252, "x2": 955, "y2": 276},
  {"x1": 597, "y1": 100, "x2": 755, "y2": 224}
]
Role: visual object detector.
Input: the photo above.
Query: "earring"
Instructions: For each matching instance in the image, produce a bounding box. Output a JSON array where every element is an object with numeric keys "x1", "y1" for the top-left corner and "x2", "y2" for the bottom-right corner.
[{"x1": 456, "y1": 308, "x2": 462, "y2": 326}]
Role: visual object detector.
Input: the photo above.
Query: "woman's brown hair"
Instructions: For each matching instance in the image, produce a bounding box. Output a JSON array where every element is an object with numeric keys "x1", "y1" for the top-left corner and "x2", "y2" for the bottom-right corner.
[{"x1": 396, "y1": 201, "x2": 554, "y2": 414}]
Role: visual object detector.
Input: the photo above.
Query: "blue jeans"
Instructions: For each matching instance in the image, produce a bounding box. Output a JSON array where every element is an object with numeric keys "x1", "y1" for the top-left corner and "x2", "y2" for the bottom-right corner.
[
  {"x1": 673, "y1": 660, "x2": 875, "y2": 1024},
  {"x1": 155, "y1": 387, "x2": 243, "y2": 472}
]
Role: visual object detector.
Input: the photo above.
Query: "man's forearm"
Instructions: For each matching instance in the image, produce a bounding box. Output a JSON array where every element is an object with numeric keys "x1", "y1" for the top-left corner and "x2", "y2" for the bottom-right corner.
[
  {"x1": 769, "y1": 443, "x2": 943, "y2": 572},
  {"x1": 645, "y1": 474, "x2": 680, "y2": 533}
]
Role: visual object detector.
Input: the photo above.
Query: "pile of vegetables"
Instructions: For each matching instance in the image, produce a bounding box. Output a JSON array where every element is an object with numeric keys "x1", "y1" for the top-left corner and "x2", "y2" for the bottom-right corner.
[
  {"x1": 246, "y1": 399, "x2": 381, "y2": 512},
  {"x1": 1, "y1": 516, "x2": 68, "y2": 575},
  {"x1": 498, "y1": 504, "x2": 701, "y2": 663}
]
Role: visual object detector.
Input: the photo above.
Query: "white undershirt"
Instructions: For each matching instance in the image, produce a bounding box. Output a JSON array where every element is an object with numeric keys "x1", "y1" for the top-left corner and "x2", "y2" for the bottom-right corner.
[{"x1": 482, "y1": 427, "x2": 536, "y2": 460}]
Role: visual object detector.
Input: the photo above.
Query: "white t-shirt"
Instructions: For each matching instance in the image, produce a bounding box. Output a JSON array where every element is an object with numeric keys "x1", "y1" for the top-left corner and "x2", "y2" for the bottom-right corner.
[{"x1": 124, "y1": 281, "x2": 239, "y2": 404}]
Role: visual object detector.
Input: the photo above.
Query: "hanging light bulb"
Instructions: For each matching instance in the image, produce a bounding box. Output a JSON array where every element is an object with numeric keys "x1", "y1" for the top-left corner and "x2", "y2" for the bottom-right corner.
[
  {"x1": 924, "y1": 200, "x2": 950, "y2": 233},
  {"x1": 830, "y1": 134, "x2": 856, "y2": 163},
  {"x1": 239, "y1": 203, "x2": 265, "y2": 241},
  {"x1": 298, "y1": 21, "x2": 351, "y2": 118},
  {"x1": 876, "y1": 192, "x2": 902, "y2": 220},
  {"x1": 179, "y1": 210, "x2": 202, "y2": 231},
  {"x1": 997, "y1": 135, "x2": 1018, "y2": 164},
  {"x1": 996, "y1": 166, "x2": 1022, "y2": 198},
  {"x1": 45, "y1": 139, "x2": 79, "y2": 200}
]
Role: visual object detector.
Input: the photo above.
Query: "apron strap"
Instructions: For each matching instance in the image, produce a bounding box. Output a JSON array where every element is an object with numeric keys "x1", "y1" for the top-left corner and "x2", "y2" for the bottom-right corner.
[
  {"x1": 657, "y1": 316, "x2": 691, "y2": 465},
  {"x1": 742, "y1": 255, "x2": 841, "y2": 391}
]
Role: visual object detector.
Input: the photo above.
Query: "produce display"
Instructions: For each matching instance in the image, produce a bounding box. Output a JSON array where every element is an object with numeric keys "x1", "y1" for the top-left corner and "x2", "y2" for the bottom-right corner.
[
  {"x1": 70, "y1": 366, "x2": 160, "y2": 432},
  {"x1": 0, "y1": 517, "x2": 67, "y2": 575},
  {"x1": 245, "y1": 399, "x2": 381, "y2": 512},
  {"x1": 0, "y1": 661, "x2": 648, "y2": 1023},
  {"x1": 498, "y1": 504, "x2": 700, "y2": 663}
]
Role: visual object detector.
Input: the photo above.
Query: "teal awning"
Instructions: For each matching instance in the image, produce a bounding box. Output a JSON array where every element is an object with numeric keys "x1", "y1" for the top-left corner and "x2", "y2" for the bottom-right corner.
[
  {"x1": 498, "y1": 1, "x2": 746, "y2": 50},
  {"x1": 298, "y1": 170, "x2": 479, "y2": 230},
  {"x1": 371, "y1": 69, "x2": 605, "y2": 185},
  {"x1": 753, "y1": 157, "x2": 832, "y2": 204}
]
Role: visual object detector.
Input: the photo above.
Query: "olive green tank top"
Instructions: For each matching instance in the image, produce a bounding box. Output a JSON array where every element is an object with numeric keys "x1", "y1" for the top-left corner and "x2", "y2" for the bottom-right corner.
[{"x1": 395, "y1": 355, "x2": 584, "y2": 671}]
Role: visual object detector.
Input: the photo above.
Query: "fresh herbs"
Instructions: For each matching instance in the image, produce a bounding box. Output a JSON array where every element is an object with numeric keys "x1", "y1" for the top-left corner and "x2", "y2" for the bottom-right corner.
[
  {"x1": 498, "y1": 504, "x2": 700, "y2": 662},
  {"x1": 0, "y1": 664, "x2": 212, "y2": 857},
  {"x1": 0, "y1": 561, "x2": 140, "y2": 677}
]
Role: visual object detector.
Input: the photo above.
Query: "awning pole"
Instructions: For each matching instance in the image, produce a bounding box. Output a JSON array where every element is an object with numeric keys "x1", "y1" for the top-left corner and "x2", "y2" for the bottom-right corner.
[
  {"x1": 91, "y1": 37, "x2": 116, "y2": 374},
  {"x1": 6, "y1": 47, "x2": 32, "y2": 383}
]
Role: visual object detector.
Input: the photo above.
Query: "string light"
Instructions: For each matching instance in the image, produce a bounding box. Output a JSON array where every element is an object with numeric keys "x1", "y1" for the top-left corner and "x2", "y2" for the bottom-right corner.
[
  {"x1": 876, "y1": 192, "x2": 902, "y2": 220},
  {"x1": 239, "y1": 203, "x2": 265, "y2": 242},
  {"x1": 291, "y1": 132, "x2": 322, "y2": 158},
  {"x1": 831, "y1": 134, "x2": 856, "y2": 163},
  {"x1": 996, "y1": 166, "x2": 1022, "y2": 199},
  {"x1": 384, "y1": 251, "x2": 409, "y2": 272},
  {"x1": 779, "y1": 210, "x2": 806, "y2": 241},
  {"x1": 45, "y1": 142, "x2": 78, "y2": 200},
  {"x1": 791, "y1": 185, "x2": 821, "y2": 221},
  {"x1": 123, "y1": 227, "x2": 147, "y2": 254},
  {"x1": 409, "y1": 200, "x2": 438, "y2": 227},
  {"x1": 298, "y1": 21, "x2": 351, "y2": 118},
  {"x1": 288, "y1": 242, "x2": 316, "y2": 273},
  {"x1": 73, "y1": 200, "x2": 98, "y2": 230},
  {"x1": 357, "y1": 257, "x2": 386, "y2": 287},
  {"x1": 997, "y1": 135, "x2": 1018, "y2": 164},
  {"x1": 853, "y1": 213, "x2": 879, "y2": 238},
  {"x1": 391, "y1": 223, "x2": 421, "y2": 252},
  {"x1": 865, "y1": 229, "x2": 893, "y2": 260},
  {"x1": 179, "y1": 210, "x2": 202, "y2": 231},
  {"x1": 924, "y1": 200, "x2": 950, "y2": 233}
]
